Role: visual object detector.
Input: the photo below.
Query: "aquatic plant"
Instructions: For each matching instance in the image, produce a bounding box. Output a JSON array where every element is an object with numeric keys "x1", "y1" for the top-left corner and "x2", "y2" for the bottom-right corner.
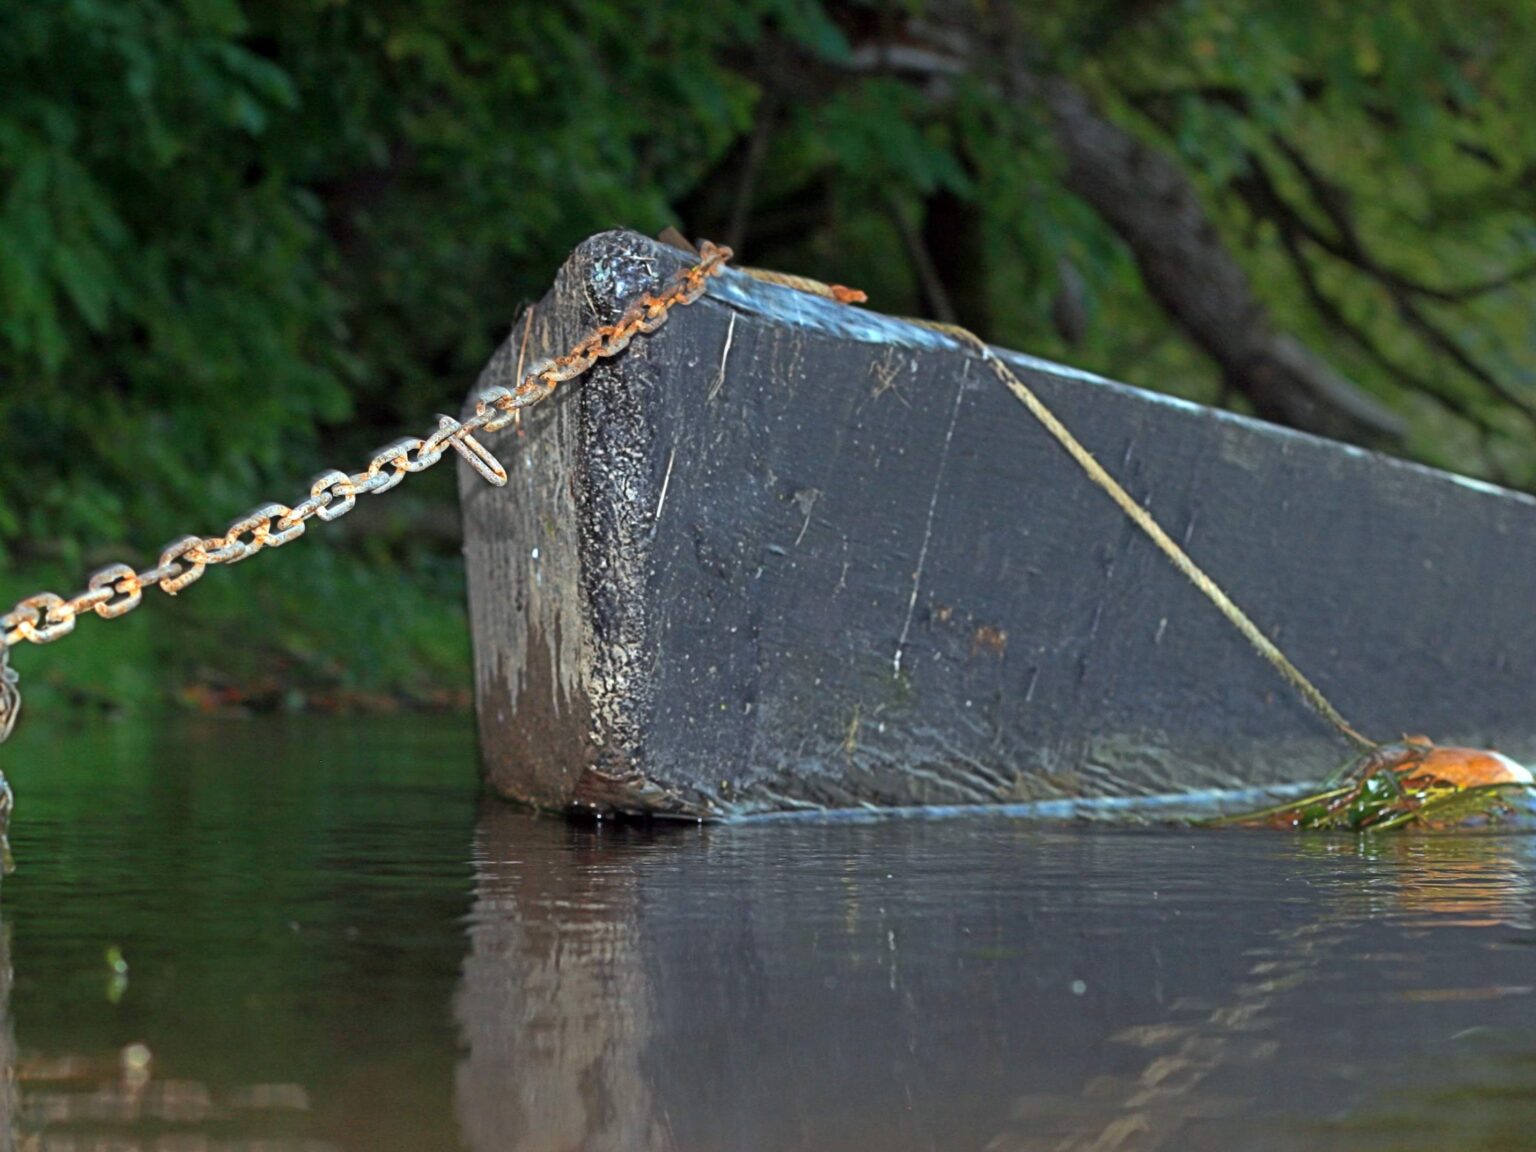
[{"x1": 1215, "y1": 739, "x2": 1536, "y2": 832}]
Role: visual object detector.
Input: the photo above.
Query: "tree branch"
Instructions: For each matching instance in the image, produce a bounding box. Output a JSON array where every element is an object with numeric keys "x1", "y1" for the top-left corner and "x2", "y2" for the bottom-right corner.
[
  {"x1": 1029, "y1": 75, "x2": 1405, "y2": 445},
  {"x1": 1123, "y1": 84, "x2": 1535, "y2": 297},
  {"x1": 1277, "y1": 229, "x2": 1516, "y2": 483},
  {"x1": 1270, "y1": 136, "x2": 1536, "y2": 306},
  {"x1": 1268, "y1": 206, "x2": 1502, "y2": 438},
  {"x1": 1269, "y1": 139, "x2": 1536, "y2": 423},
  {"x1": 727, "y1": 97, "x2": 777, "y2": 255},
  {"x1": 885, "y1": 194, "x2": 959, "y2": 325}
]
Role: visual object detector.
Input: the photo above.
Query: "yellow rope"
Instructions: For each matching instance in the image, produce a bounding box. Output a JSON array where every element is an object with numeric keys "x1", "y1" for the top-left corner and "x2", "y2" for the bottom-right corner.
[
  {"x1": 918, "y1": 321, "x2": 1378, "y2": 753},
  {"x1": 737, "y1": 266, "x2": 868, "y2": 305},
  {"x1": 0, "y1": 234, "x2": 1374, "y2": 760}
]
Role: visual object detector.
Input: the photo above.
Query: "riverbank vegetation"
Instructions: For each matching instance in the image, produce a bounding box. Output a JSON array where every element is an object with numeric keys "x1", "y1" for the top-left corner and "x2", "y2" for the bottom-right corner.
[{"x1": 4, "y1": 0, "x2": 1534, "y2": 711}]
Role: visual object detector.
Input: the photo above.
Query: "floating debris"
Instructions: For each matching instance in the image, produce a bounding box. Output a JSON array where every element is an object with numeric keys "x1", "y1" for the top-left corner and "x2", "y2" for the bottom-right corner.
[{"x1": 1214, "y1": 738, "x2": 1536, "y2": 832}]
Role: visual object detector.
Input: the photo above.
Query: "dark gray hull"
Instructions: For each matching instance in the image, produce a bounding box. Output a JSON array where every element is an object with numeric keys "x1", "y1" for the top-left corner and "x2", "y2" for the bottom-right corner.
[{"x1": 459, "y1": 230, "x2": 1536, "y2": 818}]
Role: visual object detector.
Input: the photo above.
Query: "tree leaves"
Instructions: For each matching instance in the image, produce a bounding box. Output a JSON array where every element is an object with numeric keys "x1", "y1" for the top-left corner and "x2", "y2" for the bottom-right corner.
[{"x1": 6, "y1": 0, "x2": 1536, "y2": 702}]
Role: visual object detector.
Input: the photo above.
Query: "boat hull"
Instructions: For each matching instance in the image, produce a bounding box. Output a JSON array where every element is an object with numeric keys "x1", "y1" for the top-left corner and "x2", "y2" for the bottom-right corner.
[{"x1": 460, "y1": 231, "x2": 1536, "y2": 818}]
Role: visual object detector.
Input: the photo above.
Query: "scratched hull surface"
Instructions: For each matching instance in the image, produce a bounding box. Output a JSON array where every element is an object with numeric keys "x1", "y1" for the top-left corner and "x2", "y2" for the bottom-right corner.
[{"x1": 459, "y1": 230, "x2": 1536, "y2": 817}]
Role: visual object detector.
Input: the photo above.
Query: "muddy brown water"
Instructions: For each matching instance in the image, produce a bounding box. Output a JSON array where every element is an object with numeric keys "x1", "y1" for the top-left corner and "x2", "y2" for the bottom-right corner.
[{"x1": 2, "y1": 715, "x2": 1535, "y2": 1150}]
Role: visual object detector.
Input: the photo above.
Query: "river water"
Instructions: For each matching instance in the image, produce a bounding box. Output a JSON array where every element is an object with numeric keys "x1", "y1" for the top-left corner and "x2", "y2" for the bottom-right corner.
[{"x1": 2, "y1": 715, "x2": 1535, "y2": 1150}]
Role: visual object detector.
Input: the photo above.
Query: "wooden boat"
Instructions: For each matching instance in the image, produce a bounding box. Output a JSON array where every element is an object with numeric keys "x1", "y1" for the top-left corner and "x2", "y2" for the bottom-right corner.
[{"x1": 458, "y1": 230, "x2": 1536, "y2": 819}]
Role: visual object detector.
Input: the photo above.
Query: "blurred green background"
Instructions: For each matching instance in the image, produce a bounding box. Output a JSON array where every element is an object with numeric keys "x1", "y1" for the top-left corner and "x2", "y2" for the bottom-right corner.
[{"x1": 3, "y1": 0, "x2": 1534, "y2": 717}]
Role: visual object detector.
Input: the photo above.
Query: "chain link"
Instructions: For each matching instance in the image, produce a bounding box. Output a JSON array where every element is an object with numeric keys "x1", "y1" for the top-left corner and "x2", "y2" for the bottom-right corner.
[
  {"x1": 0, "y1": 242, "x2": 733, "y2": 698},
  {"x1": 0, "y1": 234, "x2": 1379, "y2": 788}
]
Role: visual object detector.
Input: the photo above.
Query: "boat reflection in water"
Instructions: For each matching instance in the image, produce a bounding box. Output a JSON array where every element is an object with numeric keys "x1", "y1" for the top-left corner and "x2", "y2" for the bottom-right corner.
[
  {"x1": 4, "y1": 710, "x2": 1536, "y2": 1151},
  {"x1": 455, "y1": 811, "x2": 668, "y2": 1152},
  {"x1": 454, "y1": 807, "x2": 1536, "y2": 1152}
]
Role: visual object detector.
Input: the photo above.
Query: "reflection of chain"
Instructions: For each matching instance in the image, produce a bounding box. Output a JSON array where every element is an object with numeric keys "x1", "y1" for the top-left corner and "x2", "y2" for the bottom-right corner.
[
  {"x1": 0, "y1": 645, "x2": 18, "y2": 746},
  {"x1": 0, "y1": 243, "x2": 733, "y2": 687}
]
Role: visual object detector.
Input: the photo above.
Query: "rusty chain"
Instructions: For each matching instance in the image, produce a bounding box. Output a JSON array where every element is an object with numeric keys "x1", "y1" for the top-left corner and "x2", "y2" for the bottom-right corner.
[
  {"x1": 0, "y1": 231, "x2": 1369, "y2": 767},
  {"x1": 0, "y1": 241, "x2": 733, "y2": 741}
]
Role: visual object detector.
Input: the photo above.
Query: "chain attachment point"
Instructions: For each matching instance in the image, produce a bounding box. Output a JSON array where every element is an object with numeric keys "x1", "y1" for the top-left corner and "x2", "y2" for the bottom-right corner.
[{"x1": 0, "y1": 242, "x2": 733, "y2": 670}]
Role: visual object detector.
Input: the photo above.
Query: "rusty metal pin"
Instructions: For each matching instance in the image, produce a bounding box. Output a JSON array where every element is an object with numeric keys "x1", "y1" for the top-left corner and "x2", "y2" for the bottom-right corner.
[
  {"x1": 0, "y1": 243, "x2": 733, "y2": 660},
  {"x1": 437, "y1": 416, "x2": 508, "y2": 487}
]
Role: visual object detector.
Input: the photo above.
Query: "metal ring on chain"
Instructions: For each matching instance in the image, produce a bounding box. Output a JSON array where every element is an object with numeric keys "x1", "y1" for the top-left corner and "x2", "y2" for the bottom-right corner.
[{"x1": 0, "y1": 243, "x2": 735, "y2": 679}]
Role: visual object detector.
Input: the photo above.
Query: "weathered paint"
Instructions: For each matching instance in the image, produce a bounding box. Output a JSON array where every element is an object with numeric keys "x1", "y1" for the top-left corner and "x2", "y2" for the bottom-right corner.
[{"x1": 461, "y1": 230, "x2": 1536, "y2": 818}]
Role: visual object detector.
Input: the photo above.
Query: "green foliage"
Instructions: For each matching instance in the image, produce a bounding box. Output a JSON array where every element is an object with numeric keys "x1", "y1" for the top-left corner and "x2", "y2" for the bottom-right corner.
[
  {"x1": 1088, "y1": 0, "x2": 1536, "y2": 469},
  {"x1": 0, "y1": 0, "x2": 818, "y2": 705},
  {"x1": 3, "y1": 0, "x2": 1535, "y2": 708}
]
